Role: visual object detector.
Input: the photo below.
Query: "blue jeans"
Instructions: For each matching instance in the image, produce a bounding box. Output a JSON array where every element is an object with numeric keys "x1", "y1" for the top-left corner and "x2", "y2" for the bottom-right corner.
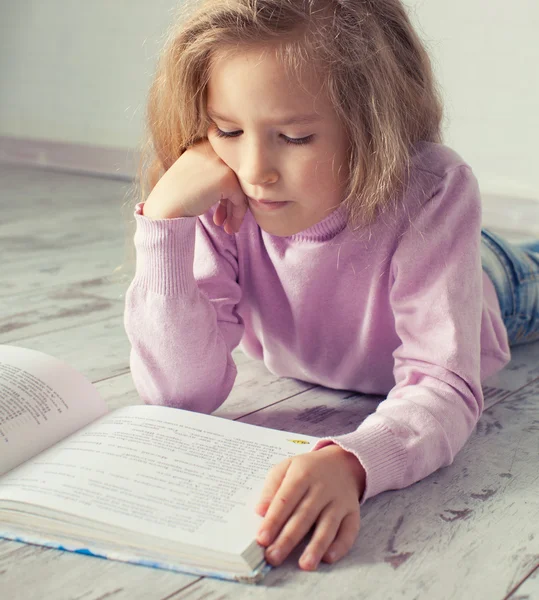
[{"x1": 481, "y1": 228, "x2": 539, "y2": 346}]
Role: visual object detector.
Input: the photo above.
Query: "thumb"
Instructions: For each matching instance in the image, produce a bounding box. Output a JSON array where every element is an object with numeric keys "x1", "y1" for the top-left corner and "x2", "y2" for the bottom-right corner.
[{"x1": 255, "y1": 458, "x2": 291, "y2": 516}]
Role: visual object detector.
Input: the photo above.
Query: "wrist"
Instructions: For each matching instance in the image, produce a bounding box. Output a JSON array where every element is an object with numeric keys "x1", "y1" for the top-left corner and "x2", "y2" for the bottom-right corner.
[
  {"x1": 142, "y1": 198, "x2": 190, "y2": 220},
  {"x1": 344, "y1": 451, "x2": 367, "y2": 499},
  {"x1": 322, "y1": 444, "x2": 366, "y2": 499}
]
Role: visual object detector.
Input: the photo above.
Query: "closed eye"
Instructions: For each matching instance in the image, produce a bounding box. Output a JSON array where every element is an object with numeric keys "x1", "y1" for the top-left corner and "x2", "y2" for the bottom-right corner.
[{"x1": 213, "y1": 127, "x2": 314, "y2": 146}]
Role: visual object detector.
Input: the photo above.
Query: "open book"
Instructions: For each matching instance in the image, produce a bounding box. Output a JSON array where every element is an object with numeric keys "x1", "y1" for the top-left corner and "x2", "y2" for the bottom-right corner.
[{"x1": 0, "y1": 344, "x2": 319, "y2": 584}]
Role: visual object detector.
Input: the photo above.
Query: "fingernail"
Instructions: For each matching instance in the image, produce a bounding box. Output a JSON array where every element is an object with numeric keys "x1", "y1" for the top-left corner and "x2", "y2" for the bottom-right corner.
[
  {"x1": 301, "y1": 553, "x2": 316, "y2": 569},
  {"x1": 268, "y1": 547, "x2": 281, "y2": 563},
  {"x1": 258, "y1": 530, "x2": 270, "y2": 545},
  {"x1": 256, "y1": 501, "x2": 269, "y2": 515}
]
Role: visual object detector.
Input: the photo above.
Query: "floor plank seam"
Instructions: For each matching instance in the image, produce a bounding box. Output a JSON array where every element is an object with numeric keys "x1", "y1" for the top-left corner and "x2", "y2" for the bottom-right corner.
[
  {"x1": 160, "y1": 578, "x2": 204, "y2": 599},
  {"x1": 482, "y1": 376, "x2": 539, "y2": 414},
  {"x1": 2, "y1": 313, "x2": 125, "y2": 346},
  {"x1": 501, "y1": 562, "x2": 539, "y2": 600},
  {"x1": 233, "y1": 384, "x2": 320, "y2": 421},
  {"x1": 91, "y1": 370, "x2": 131, "y2": 384}
]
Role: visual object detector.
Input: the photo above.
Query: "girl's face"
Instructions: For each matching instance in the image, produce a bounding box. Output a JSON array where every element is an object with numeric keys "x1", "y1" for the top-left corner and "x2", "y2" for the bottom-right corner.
[{"x1": 206, "y1": 47, "x2": 351, "y2": 237}]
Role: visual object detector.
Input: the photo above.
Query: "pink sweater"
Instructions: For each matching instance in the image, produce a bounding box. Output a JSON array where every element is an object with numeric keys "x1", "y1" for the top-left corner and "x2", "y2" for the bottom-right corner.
[{"x1": 124, "y1": 141, "x2": 511, "y2": 505}]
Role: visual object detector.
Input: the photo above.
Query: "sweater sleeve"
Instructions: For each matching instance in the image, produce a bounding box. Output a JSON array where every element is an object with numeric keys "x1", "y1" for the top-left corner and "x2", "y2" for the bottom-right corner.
[
  {"x1": 311, "y1": 166, "x2": 485, "y2": 505},
  {"x1": 123, "y1": 202, "x2": 244, "y2": 413}
]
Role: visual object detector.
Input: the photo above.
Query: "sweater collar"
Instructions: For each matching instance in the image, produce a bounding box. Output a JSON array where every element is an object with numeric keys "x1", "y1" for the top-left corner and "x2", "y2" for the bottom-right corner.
[{"x1": 285, "y1": 203, "x2": 349, "y2": 242}]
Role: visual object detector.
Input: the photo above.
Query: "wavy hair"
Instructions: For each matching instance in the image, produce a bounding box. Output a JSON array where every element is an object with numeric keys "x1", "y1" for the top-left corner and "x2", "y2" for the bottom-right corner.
[{"x1": 121, "y1": 0, "x2": 443, "y2": 273}]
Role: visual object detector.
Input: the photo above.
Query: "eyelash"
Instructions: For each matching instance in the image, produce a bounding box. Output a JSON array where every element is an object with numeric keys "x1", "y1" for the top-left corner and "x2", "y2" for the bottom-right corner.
[{"x1": 213, "y1": 127, "x2": 314, "y2": 146}]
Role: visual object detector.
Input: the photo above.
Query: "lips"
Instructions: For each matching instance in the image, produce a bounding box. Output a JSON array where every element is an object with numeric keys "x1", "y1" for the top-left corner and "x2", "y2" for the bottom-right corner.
[
  {"x1": 248, "y1": 197, "x2": 291, "y2": 212},
  {"x1": 250, "y1": 198, "x2": 281, "y2": 204}
]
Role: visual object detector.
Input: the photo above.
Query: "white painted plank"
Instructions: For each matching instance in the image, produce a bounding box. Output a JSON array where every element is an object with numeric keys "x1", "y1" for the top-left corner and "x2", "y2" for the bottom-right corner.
[
  {"x1": 481, "y1": 341, "x2": 539, "y2": 410},
  {"x1": 0, "y1": 539, "x2": 198, "y2": 600},
  {"x1": 0, "y1": 279, "x2": 125, "y2": 343},
  {"x1": 0, "y1": 163, "x2": 135, "y2": 298},
  {"x1": 0, "y1": 240, "x2": 129, "y2": 299}
]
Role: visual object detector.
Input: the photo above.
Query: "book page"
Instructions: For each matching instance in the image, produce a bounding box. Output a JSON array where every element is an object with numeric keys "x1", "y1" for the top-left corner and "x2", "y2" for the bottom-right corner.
[
  {"x1": 0, "y1": 345, "x2": 108, "y2": 476},
  {"x1": 0, "y1": 405, "x2": 319, "y2": 555}
]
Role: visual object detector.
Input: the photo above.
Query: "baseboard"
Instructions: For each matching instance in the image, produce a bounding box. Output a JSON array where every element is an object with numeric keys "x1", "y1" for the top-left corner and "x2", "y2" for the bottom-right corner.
[
  {"x1": 0, "y1": 135, "x2": 537, "y2": 237},
  {"x1": 0, "y1": 135, "x2": 139, "y2": 181}
]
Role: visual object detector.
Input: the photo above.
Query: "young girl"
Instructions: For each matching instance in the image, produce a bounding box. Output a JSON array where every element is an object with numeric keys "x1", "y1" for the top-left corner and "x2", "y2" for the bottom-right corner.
[{"x1": 124, "y1": 0, "x2": 539, "y2": 573}]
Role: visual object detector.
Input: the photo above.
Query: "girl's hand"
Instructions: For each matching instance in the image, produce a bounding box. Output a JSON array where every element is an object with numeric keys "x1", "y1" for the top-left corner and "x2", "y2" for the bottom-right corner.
[
  {"x1": 255, "y1": 444, "x2": 366, "y2": 571},
  {"x1": 142, "y1": 138, "x2": 248, "y2": 234}
]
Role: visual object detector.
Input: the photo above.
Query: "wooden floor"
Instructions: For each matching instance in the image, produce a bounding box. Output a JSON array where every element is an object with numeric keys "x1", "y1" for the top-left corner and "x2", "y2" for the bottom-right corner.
[{"x1": 0, "y1": 163, "x2": 538, "y2": 600}]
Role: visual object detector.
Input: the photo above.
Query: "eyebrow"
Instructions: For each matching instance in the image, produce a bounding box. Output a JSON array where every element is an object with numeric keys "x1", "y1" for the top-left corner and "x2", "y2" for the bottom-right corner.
[{"x1": 207, "y1": 108, "x2": 323, "y2": 126}]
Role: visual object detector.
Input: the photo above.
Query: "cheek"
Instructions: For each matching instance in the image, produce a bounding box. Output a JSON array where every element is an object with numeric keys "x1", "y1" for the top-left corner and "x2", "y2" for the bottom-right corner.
[
  {"x1": 206, "y1": 135, "x2": 222, "y2": 157},
  {"x1": 208, "y1": 138, "x2": 236, "y2": 171},
  {"x1": 319, "y1": 151, "x2": 349, "y2": 188},
  {"x1": 304, "y1": 157, "x2": 338, "y2": 189},
  {"x1": 299, "y1": 163, "x2": 319, "y2": 188}
]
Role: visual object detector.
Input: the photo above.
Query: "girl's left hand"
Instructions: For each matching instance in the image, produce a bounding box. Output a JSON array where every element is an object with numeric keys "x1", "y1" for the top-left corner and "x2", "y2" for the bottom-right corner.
[{"x1": 255, "y1": 444, "x2": 366, "y2": 571}]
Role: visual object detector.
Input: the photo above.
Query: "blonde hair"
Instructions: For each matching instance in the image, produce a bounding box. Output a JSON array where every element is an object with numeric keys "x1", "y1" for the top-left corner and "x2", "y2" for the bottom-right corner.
[{"x1": 121, "y1": 0, "x2": 443, "y2": 275}]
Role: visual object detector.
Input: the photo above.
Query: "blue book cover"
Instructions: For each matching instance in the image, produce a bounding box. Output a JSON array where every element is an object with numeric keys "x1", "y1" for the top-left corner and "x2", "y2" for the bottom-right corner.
[{"x1": 0, "y1": 529, "x2": 273, "y2": 584}]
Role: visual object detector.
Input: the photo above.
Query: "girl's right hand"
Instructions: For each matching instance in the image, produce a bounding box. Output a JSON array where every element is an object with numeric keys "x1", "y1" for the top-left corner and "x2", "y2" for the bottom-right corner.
[{"x1": 142, "y1": 138, "x2": 249, "y2": 234}]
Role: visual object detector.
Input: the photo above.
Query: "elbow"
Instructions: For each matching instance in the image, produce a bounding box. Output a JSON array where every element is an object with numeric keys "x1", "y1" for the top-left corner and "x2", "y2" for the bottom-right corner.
[{"x1": 131, "y1": 360, "x2": 237, "y2": 415}]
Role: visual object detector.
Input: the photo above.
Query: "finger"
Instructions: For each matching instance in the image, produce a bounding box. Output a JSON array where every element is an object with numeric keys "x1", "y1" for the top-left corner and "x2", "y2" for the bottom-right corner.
[
  {"x1": 229, "y1": 197, "x2": 248, "y2": 232},
  {"x1": 225, "y1": 191, "x2": 248, "y2": 232},
  {"x1": 256, "y1": 459, "x2": 290, "y2": 518},
  {"x1": 320, "y1": 510, "x2": 361, "y2": 565},
  {"x1": 296, "y1": 501, "x2": 343, "y2": 571},
  {"x1": 223, "y1": 198, "x2": 234, "y2": 234},
  {"x1": 218, "y1": 199, "x2": 230, "y2": 234},
  {"x1": 257, "y1": 467, "x2": 310, "y2": 548},
  {"x1": 213, "y1": 199, "x2": 227, "y2": 227},
  {"x1": 265, "y1": 494, "x2": 330, "y2": 567}
]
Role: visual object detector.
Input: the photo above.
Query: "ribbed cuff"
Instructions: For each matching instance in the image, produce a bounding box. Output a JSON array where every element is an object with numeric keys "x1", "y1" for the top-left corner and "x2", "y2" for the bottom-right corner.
[
  {"x1": 132, "y1": 204, "x2": 197, "y2": 296},
  {"x1": 311, "y1": 421, "x2": 408, "y2": 505}
]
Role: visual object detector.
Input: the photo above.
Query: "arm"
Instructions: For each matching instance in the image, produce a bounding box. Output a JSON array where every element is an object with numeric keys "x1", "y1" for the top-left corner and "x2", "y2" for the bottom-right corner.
[
  {"x1": 312, "y1": 165, "x2": 485, "y2": 504},
  {"x1": 123, "y1": 203, "x2": 244, "y2": 414}
]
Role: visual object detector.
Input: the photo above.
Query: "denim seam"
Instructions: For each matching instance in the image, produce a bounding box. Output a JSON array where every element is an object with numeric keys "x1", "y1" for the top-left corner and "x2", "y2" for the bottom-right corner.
[
  {"x1": 483, "y1": 232, "x2": 539, "y2": 285},
  {"x1": 481, "y1": 234, "x2": 517, "y2": 316}
]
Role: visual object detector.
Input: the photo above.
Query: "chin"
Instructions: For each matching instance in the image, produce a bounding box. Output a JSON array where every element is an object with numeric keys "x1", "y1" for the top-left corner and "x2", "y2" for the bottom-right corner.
[{"x1": 251, "y1": 216, "x2": 302, "y2": 237}]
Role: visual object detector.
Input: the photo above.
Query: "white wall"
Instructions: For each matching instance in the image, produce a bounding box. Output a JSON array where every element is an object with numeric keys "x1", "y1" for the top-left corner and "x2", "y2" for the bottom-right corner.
[
  {"x1": 409, "y1": 0, "x2": 539, "y2": 200},
  {"x1": 0, "y1": 0, "x2": 175, "y2": 149},
  {"x1": 0, "y1": 0, "x2": 538, "y2": 201}
]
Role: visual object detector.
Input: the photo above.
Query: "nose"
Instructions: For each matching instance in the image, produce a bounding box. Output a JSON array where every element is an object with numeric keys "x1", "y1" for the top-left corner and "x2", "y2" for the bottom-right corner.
[{"x1": 237, "y1": 139, "x2": 279, "y2": 187}]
